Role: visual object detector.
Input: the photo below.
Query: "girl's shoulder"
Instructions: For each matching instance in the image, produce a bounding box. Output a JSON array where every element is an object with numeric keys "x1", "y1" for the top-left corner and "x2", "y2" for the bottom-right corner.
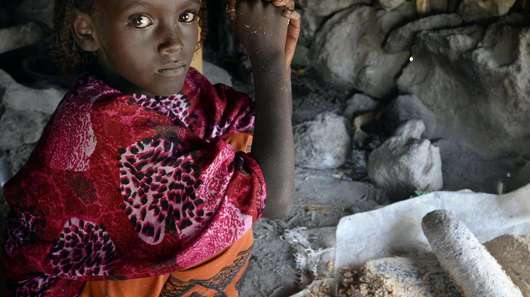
[
  {"x1": 53, "y1": 76, "x2": 122, "y2": 116},
  {"x1": 32, "y1": 76, "x2": 124, "y2": 171}
]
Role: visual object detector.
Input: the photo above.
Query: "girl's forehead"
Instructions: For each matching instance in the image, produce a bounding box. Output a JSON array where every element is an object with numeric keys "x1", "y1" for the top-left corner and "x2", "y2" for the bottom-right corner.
[{"x1": 95, "y1": 0, "x2": 201, "y2": 10}]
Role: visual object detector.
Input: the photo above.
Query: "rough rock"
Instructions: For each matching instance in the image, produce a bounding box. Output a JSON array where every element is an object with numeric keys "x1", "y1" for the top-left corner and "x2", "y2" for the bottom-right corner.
[
  {"x1": 288, "y1": 167, "x2": 385, "y2": 228},
  {"x1": 311, "y1": 3, "x2": 414, "y2": 98},
  {"x1": 352, "y1": 112, "x2": 375, "y2": 148},
  {"x1": 203, "y1": 61, "x2": 232, "y2": 86},
  {"x1": 350, "y1": 149, "x2": 369, "y2": 180},
  {"x1": 343, "y1": 93, "x2": 378, "y2": 121},
  {"x1": 338, "y1": 257, "x2": 461, "y2": 297},
  {"x1": 508, "y1": 161, "x2": 530, "y2": 192},
  {"x1": 293, "y1": 44, "x2": 311, "y2": 67},
  {"x1": 0, "y1": 109, "x2": 49, "y2": 150},
  {"x1": 0, "y1": 69, "x2": 64, "y2": 115},
  {"x1": 3, "y1": 144, "x2": 36, "y2": 178},
  {"x1": 398, "y1": 21, "x2": 530, "y2": 157},
  {"x1": 0, "y1": 70, "x2": 63, "y2": 178},
  {"x1": 382, "y1": 95, "x2": 438, "y2": 139},
  {"x1": 0, "y1": 156, "x2": 11, "y2": 187},
  {"x1": 0, "y1": 22, "x2": 45, "y2": 55},
  {"x1": 458, "y1": 0, "x2": 517, "y2": 22},
  {"x1": 300, "y1": 11, "x2": 323, "y2": 46},
  {"x1": 367, "y1": 130, "x2": 443, "y2": 199},
  {"x1": 378, "y1": 0, "x2": 407, "y2": 11},
  {"x1": 485, "y1": 235, "x2": 530, "y2": 297},
  {"x1": 0, "y1": 95, "x2": 5, "y2": 118},
  {"x1": 298, "y1": 0, "x2": 370, "y2": 17},
  {"x1": 495, "y1": 11, "x2": 530, "y2": 26},
  {"x1": 292, "y1": 71, "x2": 347, "y2": 124},
  {"x1": 15, "y1": 0, "x2": 55, "y2": 28},
  {"x1": 384, "y1": 13, "x2": 464, "y2": 53},
  {"x1": 394, "y1": 119, "x2": 425, "y2": 139},
  {"x1": 294, "y1": 112, "x2": 351, "y2": 169},
  {"x1": 435, "y1": 138, "x2": 519, "y2": 193},
  {"x1": 0, "y1": 109, "x2": 46, "y2": 178}
]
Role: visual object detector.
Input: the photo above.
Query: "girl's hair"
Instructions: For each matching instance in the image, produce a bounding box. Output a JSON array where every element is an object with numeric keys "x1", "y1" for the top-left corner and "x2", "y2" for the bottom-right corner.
[{"x1": 53, "y1": 0, "x2": 207, "y2": 74}]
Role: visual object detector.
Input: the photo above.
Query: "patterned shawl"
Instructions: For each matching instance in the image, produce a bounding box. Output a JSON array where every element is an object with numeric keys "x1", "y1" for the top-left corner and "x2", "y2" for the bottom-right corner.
[{"x1": 1, "y1": 68, "x2": 266, "y2": 297}]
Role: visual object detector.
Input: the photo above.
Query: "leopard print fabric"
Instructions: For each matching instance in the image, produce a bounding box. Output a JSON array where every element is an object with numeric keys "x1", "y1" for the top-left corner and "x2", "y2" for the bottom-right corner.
[
  {"x1": 48, "y1": 218, "x2": 117, "y2": 278},
  {"x1": 119, "y1": 136, "x2": 210, "y2": 245},
  {"x1": 132, "y1": 93, "x2": 191, "y2": 128}
]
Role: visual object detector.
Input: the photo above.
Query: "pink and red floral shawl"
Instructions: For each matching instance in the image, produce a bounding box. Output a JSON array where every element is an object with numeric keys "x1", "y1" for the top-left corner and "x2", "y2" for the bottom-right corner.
[{"x1": 1, "y1": 68, "x2": 266, "y2": 297}]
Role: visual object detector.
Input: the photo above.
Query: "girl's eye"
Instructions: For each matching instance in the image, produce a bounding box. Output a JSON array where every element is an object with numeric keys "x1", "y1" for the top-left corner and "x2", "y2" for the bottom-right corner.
[
  {"x1": 128, "y1": 14, "x2": 153, "y2": 28},
  {"x1": 179, "y1": 11, "x2": 198, "y2": 23}
]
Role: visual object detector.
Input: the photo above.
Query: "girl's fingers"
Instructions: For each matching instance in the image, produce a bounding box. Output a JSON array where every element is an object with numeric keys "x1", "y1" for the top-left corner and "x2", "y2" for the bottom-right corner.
[
  {"x1": 271, "y1": 0, "x2": 288, "y2": 6},
  {"x1": 286, "y1": 12, "x2": 301, "y2": 46},
  {"x1": 281, "y1": 7, "x2": 300, "y2": 21},
  {"x1": 285, "y1": 11, "x2": 301, "y2": 67},
  {"x1": 264, "y1": 0, "x2": 295, "y2": 10},
  {"x1": 231, "y1": 0, "x2": 296, "y2": 20},
  {"x1": 274, "y1": 0, "x2": 295, "y2": 10}
]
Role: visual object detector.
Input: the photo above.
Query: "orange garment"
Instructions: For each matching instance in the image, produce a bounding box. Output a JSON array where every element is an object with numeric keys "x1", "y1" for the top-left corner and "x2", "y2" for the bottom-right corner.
[
  {"x1": 226, "y1": 132, "x2": 253, "y2": 154},
  {"x1": 80, "y1": 229, "x2": 253, "y2": 297},
  {"x1": 80, "y1": 132, "x2": 255, "y2": 297}
]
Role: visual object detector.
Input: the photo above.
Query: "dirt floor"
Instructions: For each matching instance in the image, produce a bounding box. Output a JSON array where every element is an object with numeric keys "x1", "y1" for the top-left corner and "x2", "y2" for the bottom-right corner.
[{"x1": 238, "y1": 167, "x2": 386, "y2": 296}]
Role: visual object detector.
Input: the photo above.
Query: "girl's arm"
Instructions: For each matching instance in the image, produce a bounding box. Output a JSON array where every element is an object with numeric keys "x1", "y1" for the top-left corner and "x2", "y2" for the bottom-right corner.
[
  {"x1": 252, "y1": 53, "x2": 293, "y2": 219},
  {"x1": 234, "y1": 0, "x2": 300, "y2": 219}
]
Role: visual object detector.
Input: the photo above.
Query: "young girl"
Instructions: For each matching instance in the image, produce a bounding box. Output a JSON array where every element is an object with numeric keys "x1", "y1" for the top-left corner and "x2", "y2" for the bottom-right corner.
[{"x1": 1, "y1": 0, "x2": 300, "y2": 296}]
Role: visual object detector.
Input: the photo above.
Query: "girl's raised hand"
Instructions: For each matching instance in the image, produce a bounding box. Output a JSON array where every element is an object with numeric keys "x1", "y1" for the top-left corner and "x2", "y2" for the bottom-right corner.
[
  {"x1": 228, "y1": 0, "x2": 301, "y2": 70},
  {"x1": 263, "y1": 0, "x2": 301, "y2": 67}
]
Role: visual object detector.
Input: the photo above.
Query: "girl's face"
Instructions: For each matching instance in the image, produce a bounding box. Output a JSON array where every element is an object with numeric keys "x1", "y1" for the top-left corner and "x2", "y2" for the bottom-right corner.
[{"x1": 75, "y1": 0, "x2": 201, "y2": 96}]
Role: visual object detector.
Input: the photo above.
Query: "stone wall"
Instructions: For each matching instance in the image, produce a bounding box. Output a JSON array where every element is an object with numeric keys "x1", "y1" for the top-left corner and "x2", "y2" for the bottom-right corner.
[
  {"x1": 295, "y1": 0, "x2": 530, "y2": 158},
  {"x1": 0, "y1": 0, "x2": 529, "y2": 191},
  {"x1": 2, "y1": 0, "x2": 529, "y2": 159}
]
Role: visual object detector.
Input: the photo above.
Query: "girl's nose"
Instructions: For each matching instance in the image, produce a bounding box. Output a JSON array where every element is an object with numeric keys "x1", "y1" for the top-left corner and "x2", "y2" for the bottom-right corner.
[{"x1": 158, "y1": 24, "x2": 184, "y2": 56}]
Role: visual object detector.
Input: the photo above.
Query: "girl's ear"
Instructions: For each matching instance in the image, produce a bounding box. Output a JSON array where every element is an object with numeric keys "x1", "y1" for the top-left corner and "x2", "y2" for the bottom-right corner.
[{"x1": 72, "y1": 11, "x2": 100, "y2": 52}]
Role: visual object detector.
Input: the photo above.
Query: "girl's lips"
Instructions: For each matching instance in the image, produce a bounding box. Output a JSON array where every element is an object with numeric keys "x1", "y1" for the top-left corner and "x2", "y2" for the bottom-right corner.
[{"x1": 156, "y1": 63, "x2": 187, "y2": 77}]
